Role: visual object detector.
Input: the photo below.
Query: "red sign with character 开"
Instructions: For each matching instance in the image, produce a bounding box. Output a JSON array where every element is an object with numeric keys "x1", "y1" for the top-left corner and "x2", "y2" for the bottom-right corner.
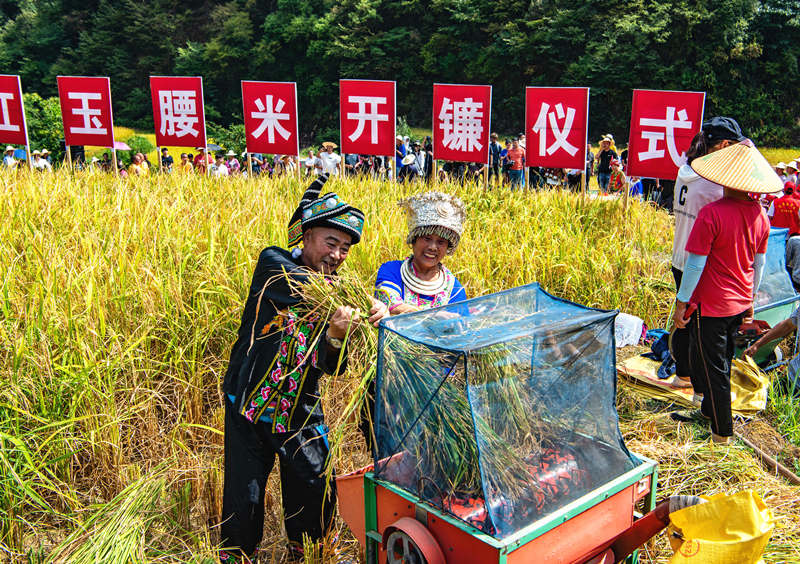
[{"x1": 339, "y1": 79, "x2": 396, "y2": 158}]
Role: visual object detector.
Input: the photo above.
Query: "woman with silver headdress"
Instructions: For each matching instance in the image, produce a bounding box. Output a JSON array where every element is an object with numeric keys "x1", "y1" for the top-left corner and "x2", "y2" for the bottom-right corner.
[{"x1": 375, "y1": 191, "x2": 467, "y2": 314}]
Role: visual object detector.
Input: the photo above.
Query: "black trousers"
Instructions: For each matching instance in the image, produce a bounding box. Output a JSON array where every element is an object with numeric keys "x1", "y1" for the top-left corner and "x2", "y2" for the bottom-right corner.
[
  {"x1": 671, "y1": 267, "x2": 691, "y2": 378},
  {"x1": 220, "y1": 401, "x2": 336, "y2": 560},
  {"x1": 687, "y1": 308, "x2": 745, "y2": 437}
]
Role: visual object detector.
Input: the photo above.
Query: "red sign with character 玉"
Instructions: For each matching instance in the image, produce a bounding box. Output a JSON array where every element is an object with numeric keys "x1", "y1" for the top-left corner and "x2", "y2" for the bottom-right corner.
[
  {"x1": 525, "y1": 87, "x2": 589, "y2": 170},
  {"x1": 339, "y1": 79, "x2": 396, "y2": 157},
  {"x1": 57, "y1": 76, "x2": 115, "y2": 147},
  {"x1": 432, "y1": 83, "x2": 492, "y2": 164},
  {"x1": 626, "y1": 89, "x2": 705, "y2": 180},
  {"x1": 0, "y1": 75, "x2": 29, "y2": 146},
  {"x1": 242, "y1": 81, "x2": 299, "y2": 156},
  {"x1": 150, "y1": 76, "x2": 207, "y2": 148}
]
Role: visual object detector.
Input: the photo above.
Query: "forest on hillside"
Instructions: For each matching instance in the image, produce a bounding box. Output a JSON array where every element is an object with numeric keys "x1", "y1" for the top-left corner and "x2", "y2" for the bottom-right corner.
[{"x1": 1, "y1": 0, "x2": 798, "y2": 145}]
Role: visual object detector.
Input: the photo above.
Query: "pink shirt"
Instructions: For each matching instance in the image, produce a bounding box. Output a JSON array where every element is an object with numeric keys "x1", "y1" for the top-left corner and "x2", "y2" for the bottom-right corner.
[{"x1": 686, "y1": 197, "x2": 769, "y2": 317}]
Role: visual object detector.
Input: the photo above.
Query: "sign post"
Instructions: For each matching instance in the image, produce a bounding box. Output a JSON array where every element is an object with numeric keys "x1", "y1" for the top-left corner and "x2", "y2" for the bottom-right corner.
[
  {"x1": 150, "y1": 76, "x2": 208, "y2": 175},
  {"x1": 0, "y1": 75, "x2": 31, "y2": 170},
  {"x1": 57, "y1": 75, "x2": 116, "y2": 174}
]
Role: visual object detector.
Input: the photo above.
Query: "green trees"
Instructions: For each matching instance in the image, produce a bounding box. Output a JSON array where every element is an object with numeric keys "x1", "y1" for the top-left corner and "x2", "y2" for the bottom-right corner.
[{"x1": 1, "y1": 0, "x2": 798, "y2": 145}]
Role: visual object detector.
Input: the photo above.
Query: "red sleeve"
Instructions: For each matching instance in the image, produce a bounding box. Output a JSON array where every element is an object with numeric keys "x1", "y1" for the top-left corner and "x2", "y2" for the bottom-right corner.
[
  {"x1": 756, "y1": 214, "x2": 769, "y2": 254},
  {"x1": 685, "y1": 206, "x2": 716, "y2": 256}
]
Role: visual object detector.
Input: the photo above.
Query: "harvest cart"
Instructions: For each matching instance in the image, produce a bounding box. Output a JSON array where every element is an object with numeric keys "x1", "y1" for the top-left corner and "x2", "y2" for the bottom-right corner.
[{"x1": 338, "y1": 284, "x2": 669, "y2": 563}]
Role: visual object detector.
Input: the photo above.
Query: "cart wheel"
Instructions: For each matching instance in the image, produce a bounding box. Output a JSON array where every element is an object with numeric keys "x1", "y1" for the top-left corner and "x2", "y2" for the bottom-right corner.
[
  {"x1": 385, "y1": 530, "x2": 426, "y2": 564},
  {"x1": 381, "y1": 517, "x2": 446, "y2": 564}
]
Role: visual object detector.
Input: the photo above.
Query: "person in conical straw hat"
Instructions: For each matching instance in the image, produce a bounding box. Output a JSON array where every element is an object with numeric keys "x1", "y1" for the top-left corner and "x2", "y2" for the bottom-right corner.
[
  {"x1": 671, "y1": 139, "x2": 782, "y2": 445},
  {"x1": 375, "y1": 191, "x2": 467, "y2": 315},
  {"x1": 219, "y1": 173, "x2": 389, "y2": 563}
]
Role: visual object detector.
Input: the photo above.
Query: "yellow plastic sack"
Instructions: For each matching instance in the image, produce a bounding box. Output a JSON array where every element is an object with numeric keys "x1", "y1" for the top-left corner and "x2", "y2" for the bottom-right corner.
[
  {"x1": 730, "y1": 357, "x2": 770, "y2": 416},
  {"x1": 668, "y1": 490, "x2": 774, "y2": 564}
]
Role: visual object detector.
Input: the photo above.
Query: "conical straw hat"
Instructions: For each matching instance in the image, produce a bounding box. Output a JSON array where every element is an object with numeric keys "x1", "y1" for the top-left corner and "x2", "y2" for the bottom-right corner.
[{"x1": 691, "y1": 139, "x2": 783, "y2": 194}]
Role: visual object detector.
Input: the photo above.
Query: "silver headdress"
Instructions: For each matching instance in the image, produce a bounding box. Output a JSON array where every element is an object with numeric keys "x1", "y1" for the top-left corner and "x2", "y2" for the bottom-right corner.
[{"x1": 398, "y1": 191, "x2": 466, "y2": 254}]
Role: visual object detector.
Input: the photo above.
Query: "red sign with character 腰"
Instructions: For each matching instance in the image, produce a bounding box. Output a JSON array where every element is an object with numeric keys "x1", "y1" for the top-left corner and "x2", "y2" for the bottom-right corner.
[
  {"x1": 626, "y1": 89, "x2": 705, "y2": 181},
  {"x1": 432, "y1": 83, "x2": 492, "y2": 164},
  {"x1": 524, "y1": 86, "x2": 589, "y2": 170},
  {"x1": 57, "y1": 76, "x2": 115, "y2": 148},
  {"x1": 339, "y1": 79, "x2": 396, "y2": 157},
  {"x1": 149, "y1": 76, "x2": 207, "y2": 148}
]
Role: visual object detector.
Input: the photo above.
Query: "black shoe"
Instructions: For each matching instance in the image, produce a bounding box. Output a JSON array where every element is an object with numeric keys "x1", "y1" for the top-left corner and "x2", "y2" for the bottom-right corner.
[{"x1": 670, "y1": 409, "x2": 710, "y2": 423}]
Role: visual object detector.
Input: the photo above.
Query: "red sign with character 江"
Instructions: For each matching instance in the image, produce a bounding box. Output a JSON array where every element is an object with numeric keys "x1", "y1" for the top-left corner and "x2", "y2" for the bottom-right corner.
[
  {"x1": 626, "y1": 89, "x2": 705, "y2": 180},
  {"x1": 432, "y1": 83, "x2": 492, "y2": 164},
  {"x1": 339, "y1": 79, "x2": 396, "y2": 157},
  {"x1": 242, "y1": 81, "x2": 299, "y2": 156},
  {"x1": 57, "y1": 76, "x2": 115, "y2": 147},
  {"x1": 0, "y1": 75, "x2": 29, "y2": 146},
  {"x1": 524, "y1": 86, "x2": 589, "y2": 170},
  {"x1": 150, "y1": 76, "x2": 207, "y2": 148}
]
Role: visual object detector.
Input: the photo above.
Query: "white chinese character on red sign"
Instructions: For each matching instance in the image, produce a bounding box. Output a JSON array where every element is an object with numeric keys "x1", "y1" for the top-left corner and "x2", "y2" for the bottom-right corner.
[
  {"x1": 68, "y1": 92, "x2": 107, "y2": 135},
  {"x1": 439, "y1": 97, "x2": 484, "y2": 152},
  {"x1": 158, "y1": 90, "x2": 199, "y2": 137},
  {"x1": 638, "y1": 106, "x2": 693, "y2": 165},
  {"x1": 250, "y1": 95, "x2": 291, "y2": 143},
  {"x1": 0, "y1": 92, "x2": 20, "y2": 132},
  {"x1": 346, "y1": 95, "x2": 388, "y2": 144},
  {"x1": 531, "y1": 102, "x2": 578, "y2": 157}
]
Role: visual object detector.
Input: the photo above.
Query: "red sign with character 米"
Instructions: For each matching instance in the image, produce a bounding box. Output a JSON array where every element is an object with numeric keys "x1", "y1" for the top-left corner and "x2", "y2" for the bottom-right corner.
[
  {"x1": 242, "y1": 81, "x2": 299, "y2": 156},
  {"x1": 339, "y1": 79, "x2": 396, "y2": 157},
  {"x1": 150, "y1": 76, "x2": 207, "y2": 148},
  {"x1": 432, "y1": 83, "x2": 492, "y2": 164},
  {"x1": 626, "y1": 89, "x2": 705, "y2": 180},
  {"x1": 524, "y1": 87, "x2": 589, "y2": 170},
  {"x1": 57, "y1": 76, "x2": 115, "y2": 147}
]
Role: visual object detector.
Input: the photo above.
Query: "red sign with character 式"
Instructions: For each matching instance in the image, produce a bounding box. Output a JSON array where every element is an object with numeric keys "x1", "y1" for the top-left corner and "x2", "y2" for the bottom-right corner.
[
  {"x1": 626, "y1": 89, "x2": 705, "y2": 181},
  {"x1": 150, "y1": 76, "x2": 207, "y2": 148},
  {"x1": 57, "y1": 76, "x2": 115, "y2": 148},
  {"x1": 524, "y1": 87, "x2": 589, "y2": 170},
  {"x1": 432, "y1": 83, "x2": 492, "y2": 164},
  {"x1": 242, "y1": 81, "x2": 299, "y2": 156},
  {"x1": 0, "y1": 75, "x2": 29, "y2": 146},
  {"x1": 339, "y1": 79, "x2": 396, "y2": 157}
]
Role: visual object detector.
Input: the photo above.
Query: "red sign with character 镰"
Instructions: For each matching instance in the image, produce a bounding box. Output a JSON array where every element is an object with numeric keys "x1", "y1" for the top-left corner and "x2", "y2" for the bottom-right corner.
[
  {"x1": 524, "y1": 87, "x2": 589, "y2": 170},
  {"x1": 57, "y1": 76, "x2": 115, "y2": 147},
  {"x1": 150, "y1": 76, "x2": 207, "y2": 148},
  {"x1": 432, "y1": 83, "x2": 492, "y2": 164},
  {"x1": 339, "y1": 79, "x2": 396, "y2": 157},
  {"x1": 626, "y1": 89, "x2": 705, "y2": 180},
  {"x1": 0, "y1": 75, "x2": 29, "y2": 146},
  {"x1": 242, "y1": 81, "x2": 299, "y2": 156}
]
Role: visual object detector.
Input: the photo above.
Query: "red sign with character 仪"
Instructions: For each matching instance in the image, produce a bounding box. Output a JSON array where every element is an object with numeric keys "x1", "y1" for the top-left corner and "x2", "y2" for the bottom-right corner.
[
  {"x1": 57, "y1": 76, "x2": 115, "y2": 147},
  {"x1": 339, "y1": 79, "x2": 396, "y2": 157},
  {"x1": 626, "y1": 89, "x2": 705, "y2": 180},
  {"x1": 432, "y1": 83, "x2": 492, "y2": 164},
  {"x1": 242, "y1": 81, "x2": 299, "y2": 156},
  {"x1": 524, "y1": 87, "x2": 589, "y2": 170},
  {"x1": 0, "y1": 75, "x2": 29, "y2": 146},
  {"x1": 150, "y1": 76, "x2": 207, "y2": 148}
]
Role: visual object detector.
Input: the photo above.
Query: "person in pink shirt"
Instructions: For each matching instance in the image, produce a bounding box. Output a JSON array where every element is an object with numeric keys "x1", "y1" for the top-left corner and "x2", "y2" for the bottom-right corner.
[{"x1": 672, "y1": 140, "x2": 781, "y2": 444}]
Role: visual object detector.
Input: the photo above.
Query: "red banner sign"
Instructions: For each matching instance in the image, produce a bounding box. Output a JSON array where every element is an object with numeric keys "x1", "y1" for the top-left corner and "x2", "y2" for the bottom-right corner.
[
  {"x1": 57, "y1": 76, "x2": 115, "y2": 147},
  {"x1": 432, "y1": 83, "x2": 492, "y2": 164},
  {"x1": 339, "y1": 79, "x2": 396, "y2": 157},
  {"x1": 149, "y1": 76, "x2": 207, "y2": 148},
  {"x1": 627, "y1": 89, "x2": 705, "y2": 180},
  {"x1": 0, "y1": 75, "x2": 29, "y2": 146},
  {"x1": 241, "y1": 81, "x2": 299, "y2": 156},
  {"x1": 524, "y1": 87, "x2": 589, "y2": 170}
]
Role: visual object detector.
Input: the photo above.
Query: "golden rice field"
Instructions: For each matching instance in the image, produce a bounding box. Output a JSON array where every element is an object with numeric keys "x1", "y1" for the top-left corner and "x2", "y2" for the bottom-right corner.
[{"x1": 1, "y1": 168, "x2": 798, "y2": 563}]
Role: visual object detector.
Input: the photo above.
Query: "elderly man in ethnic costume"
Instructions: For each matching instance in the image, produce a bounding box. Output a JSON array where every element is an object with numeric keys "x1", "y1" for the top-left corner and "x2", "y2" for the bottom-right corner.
[
  {"x1": 219, "y1": 174, "x2": 388, "y2": 563},
  {"x1": 375, "y1": 191, "x2": 467, "y2": 313}
]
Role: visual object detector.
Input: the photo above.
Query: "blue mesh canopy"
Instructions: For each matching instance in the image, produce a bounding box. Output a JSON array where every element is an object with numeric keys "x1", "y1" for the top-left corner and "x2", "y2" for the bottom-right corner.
[
  {"x1": 755, "y1": 227, "x2": 796, "y2": 309},
  {"x1": 374, "y1": 284, "x2": 636, "y2": 539}
]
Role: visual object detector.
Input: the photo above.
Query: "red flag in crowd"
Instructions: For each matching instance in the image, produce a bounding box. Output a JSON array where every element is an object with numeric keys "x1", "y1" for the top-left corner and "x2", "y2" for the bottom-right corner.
[
  {"x1": 524, "y1": 87, "x2": 589, "y2": 170},
  {"x1": 626, "y1": 89, "x2": 705, "y2": 180},
  {"x1": 432, "y1": 83, "x2": 492, "y2": 164},
  {"x1": 0, "y1": 75, "x2": 29, "y2": 147},
  {"x1": 149, "y1": 76, "x2": 207, "y2": 148},
  {"x1": 242, "y1": 81, "x2": 299, "y2": 156},
  {"x1": 57, "y1": 76, "x2": 115, "y2": 147},
  {"x1": 339, "y1": 79, "x2": 396, "y2": 157}
]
